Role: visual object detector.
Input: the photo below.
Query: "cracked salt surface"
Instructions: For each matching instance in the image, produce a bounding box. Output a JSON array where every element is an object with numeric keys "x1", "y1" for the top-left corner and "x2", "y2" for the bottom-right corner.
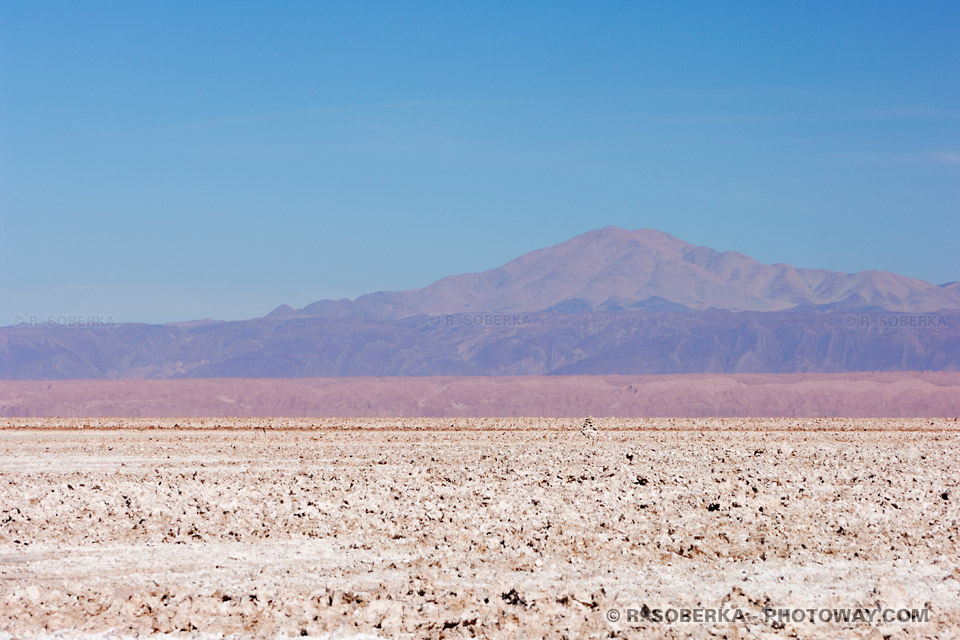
[{"x1": 1, "y1": 421, "x2": 958, "y2": 639}]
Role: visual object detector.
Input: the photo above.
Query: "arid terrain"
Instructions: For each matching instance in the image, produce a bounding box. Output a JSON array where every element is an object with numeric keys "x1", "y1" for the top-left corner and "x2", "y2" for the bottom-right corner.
[
  {"x1": 3, "y1": 372, "x2": 960, "y2": 418},
  {"x1": 1, "y1": 420, "x2": 958, "y2": 639}
]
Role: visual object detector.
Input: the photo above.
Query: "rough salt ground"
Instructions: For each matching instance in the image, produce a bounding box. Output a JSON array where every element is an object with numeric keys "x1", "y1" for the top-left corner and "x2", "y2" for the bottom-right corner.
[{"x1": 1, "y1": 423, "x2": 958, "y2": 639}]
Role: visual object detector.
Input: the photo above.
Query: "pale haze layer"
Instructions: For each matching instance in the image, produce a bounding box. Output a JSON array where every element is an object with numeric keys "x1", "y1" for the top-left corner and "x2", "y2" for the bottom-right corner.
[{"x1": 1, "y1": 2, "x2": 958, "y2": 323}]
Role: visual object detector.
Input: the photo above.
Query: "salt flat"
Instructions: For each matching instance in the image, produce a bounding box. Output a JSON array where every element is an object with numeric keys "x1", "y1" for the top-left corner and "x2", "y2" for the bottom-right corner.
[
  {"x1": 4, "y1": 373, "x2": 960, "y2": 419},
  {"x1": 1, "y1": 421, "x2": 958, "y2": 639}
]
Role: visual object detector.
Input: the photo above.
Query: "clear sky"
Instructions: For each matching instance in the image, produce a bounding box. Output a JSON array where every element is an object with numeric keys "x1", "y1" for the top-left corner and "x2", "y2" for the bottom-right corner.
[{"x1": 1, "y1": 1, "x2": 958, "y2": 323}]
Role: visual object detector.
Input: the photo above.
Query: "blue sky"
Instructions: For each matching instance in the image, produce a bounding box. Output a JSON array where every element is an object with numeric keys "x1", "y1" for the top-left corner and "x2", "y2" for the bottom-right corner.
[{"x1": 1, "y1": 1, "x2": 958, "y2": 323}]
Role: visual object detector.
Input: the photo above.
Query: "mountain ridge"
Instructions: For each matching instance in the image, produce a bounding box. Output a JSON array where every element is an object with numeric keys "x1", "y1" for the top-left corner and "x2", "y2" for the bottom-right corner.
[
  {"x1": 272, "y1": 226, "x2": 960, "y2": 318},
  {"x1": 2, "y1": 226, "x2": 958, "y2": 379}
]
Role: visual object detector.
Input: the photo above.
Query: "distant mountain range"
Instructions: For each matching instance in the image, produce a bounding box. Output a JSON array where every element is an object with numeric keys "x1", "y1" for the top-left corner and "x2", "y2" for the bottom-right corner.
[
  {"x1": 2, "y1": 227, "x2": 958, "y2": 379},
  {"x1": 270, "y1": 226, "x2": 960, "y2": 317}
]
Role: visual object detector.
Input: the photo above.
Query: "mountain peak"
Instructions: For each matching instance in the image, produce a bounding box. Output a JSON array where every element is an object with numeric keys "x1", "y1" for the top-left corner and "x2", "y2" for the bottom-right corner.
[
  {"x1": 279, "y1": 226, "x2": 960, "y2": 318},
  {"x1": 266, "y1": 304, "x2": 296, "y2": 318},
  {"x1": 574, "y1": 225, "x2": 689, "y2": 249}
]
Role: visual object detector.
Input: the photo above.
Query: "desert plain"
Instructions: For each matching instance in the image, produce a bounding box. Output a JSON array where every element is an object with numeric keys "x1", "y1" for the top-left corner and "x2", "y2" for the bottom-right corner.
[{"x1": 1, "y1": 419, "x2": 958, "y2": 639}]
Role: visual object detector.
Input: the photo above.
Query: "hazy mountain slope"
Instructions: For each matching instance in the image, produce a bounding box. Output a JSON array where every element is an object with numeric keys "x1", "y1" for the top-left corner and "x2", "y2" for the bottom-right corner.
[
  {"x1": 1, "y1": 310, "x2": 957, "y2": 379},
  {"x1": 3, "y1": 226, "x2": 957, "y2": 379},
  {"x1": 278, "y1": 227, "x2": 960, "y2": 317}
]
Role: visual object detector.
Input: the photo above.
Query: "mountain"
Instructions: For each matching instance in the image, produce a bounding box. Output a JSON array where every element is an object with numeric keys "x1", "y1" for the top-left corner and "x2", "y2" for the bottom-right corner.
[
  {"x1": 1, "y1": 226, "x2": 958, "y2": 379},
  {"x1": 1, "y1": 309, "x2": 958, "y2": 379},
  {"x1": 274, "y1": 227, "x2": 960, "y2": 318}
]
